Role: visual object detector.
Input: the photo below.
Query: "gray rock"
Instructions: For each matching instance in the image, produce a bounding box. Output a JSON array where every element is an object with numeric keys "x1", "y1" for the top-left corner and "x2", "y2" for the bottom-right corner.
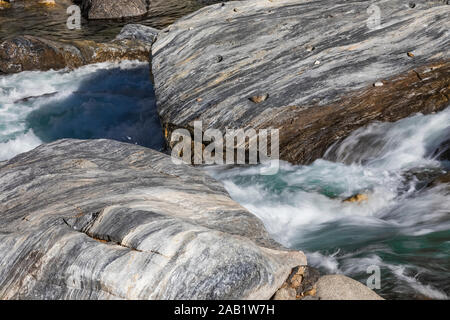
[
  {"x1": 315, "y1": 275, "x2": 384, "y2": 300},
  {"x1": 76, "y1": 0, "x2": 149, "y2": 20},
  {"x1": 115, "y1": 24, "x2": 159, "y2": 45},
  {"x1": 152, "y1": 0, "x2": 450, "y2": 164},
  {"x1": 0, "y1": 139, "x2": 306, "y2": 300},
  {"x1": 272, "y1": 287, "x2": 297, "y2": 300}
]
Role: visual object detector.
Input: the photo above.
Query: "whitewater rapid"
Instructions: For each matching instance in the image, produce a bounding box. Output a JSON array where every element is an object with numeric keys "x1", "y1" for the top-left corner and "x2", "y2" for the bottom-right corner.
[
  {"x1": 0, "y1": 61, "x2": 164, "y2": 161},
  {"x1": 207, "y1": 108, "x2": 450, "y2": 299}
]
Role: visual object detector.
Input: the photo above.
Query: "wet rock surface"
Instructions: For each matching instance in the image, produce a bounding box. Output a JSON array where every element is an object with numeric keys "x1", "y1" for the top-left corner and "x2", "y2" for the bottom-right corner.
[
  {"x1": 152, "y1": 0, "x2": 450, "y2": 164},
  {"x1": 0, "y1": 139, "x2": 306, "y2": 299},
  {"x1": 0, "y1": 24, "x2": 158, "y2": 74}
]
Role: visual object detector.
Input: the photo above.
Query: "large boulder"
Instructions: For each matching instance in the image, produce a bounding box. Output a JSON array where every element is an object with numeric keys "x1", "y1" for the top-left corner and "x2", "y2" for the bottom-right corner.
[
  {"x1": 74, "y1": 0, "x2": 149, "y2": 20},
  {"x1": 0, "y1": 24, "x2": 158, "y2": 73},
  {"x1": 152, "y1": 0, "x2": 450, "y2": 164},
  {"x1": 0, "y1": 139, "x2": 306, "y2": 299}
]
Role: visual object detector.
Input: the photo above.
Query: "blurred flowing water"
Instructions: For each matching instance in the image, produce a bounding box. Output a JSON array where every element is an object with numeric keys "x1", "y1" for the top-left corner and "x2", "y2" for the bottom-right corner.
[
  {"x1": 0, "y1": 61, "x2": 164, "y2": 160},
  {"x1": 207, "y1": 108, "x2": 450, "y2": 300}
]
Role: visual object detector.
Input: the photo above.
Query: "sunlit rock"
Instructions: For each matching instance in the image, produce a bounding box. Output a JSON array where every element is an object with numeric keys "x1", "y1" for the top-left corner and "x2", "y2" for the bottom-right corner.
[
  {"x1": 0, "y1": 139, "x2": 306, "y2": 299},
  {"x1": 152, "y1": 0, "x2": 450, "y2": 164}
]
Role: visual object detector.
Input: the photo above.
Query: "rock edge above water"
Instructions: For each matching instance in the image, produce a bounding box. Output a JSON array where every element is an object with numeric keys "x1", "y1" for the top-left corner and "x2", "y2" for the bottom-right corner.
[{"x1": 152, "y1": 0, "x2": 450, "y2": 164}]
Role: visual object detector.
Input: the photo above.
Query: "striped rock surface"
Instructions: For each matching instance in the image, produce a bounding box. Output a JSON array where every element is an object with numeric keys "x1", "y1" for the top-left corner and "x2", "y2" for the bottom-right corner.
[
  {"x1": 152, "y1": 0, "x2": 450, "y2": 164},
  {"x1": 0, "y1": 139, "x2": 306, "y2": 299}
]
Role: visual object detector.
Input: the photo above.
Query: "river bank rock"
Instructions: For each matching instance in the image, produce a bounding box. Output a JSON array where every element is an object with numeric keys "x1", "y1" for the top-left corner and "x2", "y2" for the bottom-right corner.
[
  {"x1": 152, "y1": 0, "x2": 450, "y2": 164},
  {"x1": 0, "y1": 24, "x2": 158, "y2": 73},
  {"x1": 315, "y1": 275, "x2": 384, "y2": 300},
  {"x1": 0, "y1": 139, "x2": 306, "y2": 299}
]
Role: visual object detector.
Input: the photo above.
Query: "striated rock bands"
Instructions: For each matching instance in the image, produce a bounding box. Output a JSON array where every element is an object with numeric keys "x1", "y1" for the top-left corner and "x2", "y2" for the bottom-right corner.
[
  {"x1": 0, "y1": 139, "x2": 306, "y2": 299},
  {"x1": 152, "y1": 0, "x2": 450, "y2": 164},
  {"x1": 0, "y1": 24, "x2": 158, "y2": 74}
]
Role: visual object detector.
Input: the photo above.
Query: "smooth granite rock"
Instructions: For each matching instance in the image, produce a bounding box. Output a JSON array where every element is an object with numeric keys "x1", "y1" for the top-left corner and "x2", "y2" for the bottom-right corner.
[
  {"x1": 315, "y1": 275, "x2": 384, "y2": 300},
  {"x1": 0, "y1": 24, "x2": 156, "y2": 74},
  {"x1": 0, "y1": 139, "x2": 306, "y2": 300},
  {"x1": 152, "y1": 0, "x2": 450, "y2": 164}
]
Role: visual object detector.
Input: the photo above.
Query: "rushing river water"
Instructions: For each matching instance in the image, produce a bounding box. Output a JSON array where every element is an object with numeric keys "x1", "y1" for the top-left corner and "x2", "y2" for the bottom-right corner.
[
  {"x1": 207, "y1": 109, "x2": 450, "y2": 300},
  {"x1": 1, "y1": 0, "x2": 449, "y2": 301},
  {"x1": 0, "y1": 61, "x2": 164, "y2": 160}
]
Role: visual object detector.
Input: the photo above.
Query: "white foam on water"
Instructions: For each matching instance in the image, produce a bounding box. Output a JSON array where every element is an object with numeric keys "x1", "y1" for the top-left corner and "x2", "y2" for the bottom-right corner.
[
  {"x1": 390, "y1": 266, "x2": 449, "y2": 300},
  {"x1": 325, "y1": 108, "x2": 450, "y2": 170},
  {"x1": 208, "y1": 108, "x2": 450, "y2": 238},
  {"x1": 0, "y1": 130, "x2": 42, "y2": 161},
  {"x1": 307, "y1": 250, "x2": 341, "y2": 274},
  {"x1": 207, "y1": 107, "x2": 450, "y2": 299},
  {"x1": 0, "y1": 60, "x2": 163, "y2": 161}
]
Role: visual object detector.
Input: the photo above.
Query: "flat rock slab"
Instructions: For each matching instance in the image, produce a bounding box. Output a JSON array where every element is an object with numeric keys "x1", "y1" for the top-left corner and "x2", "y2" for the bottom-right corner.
[
  {"x1": 0, "y1": 139, "x2": 305, "y2": 299},
  {"x1": 152, "y1": 0, "x2": 450, "y2": 164}
]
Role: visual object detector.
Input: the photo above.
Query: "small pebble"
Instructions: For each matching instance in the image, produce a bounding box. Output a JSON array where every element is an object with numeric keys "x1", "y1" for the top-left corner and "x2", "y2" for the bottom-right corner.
[
  {"x1": 374, "y1": 81, "x2": 384, "y2": 87},
  {"x1": 314, "y1": 60, "x2": 321, "y2": 65},
  {"x1": 409, "y1": 2, "x2": 416, "y2": 8},
  {"x1": 249, "y1": 94, "x2": 269, "y2": 104},
  {"x1": 216, "y1": 55, "x2": 223, "y2": 63},
  {"x1": 306, "y1": 45, "x2": 315, "y2": 52},
  {"x1": 407, "y1": 52, "x2": 415, "y2": 57}
]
